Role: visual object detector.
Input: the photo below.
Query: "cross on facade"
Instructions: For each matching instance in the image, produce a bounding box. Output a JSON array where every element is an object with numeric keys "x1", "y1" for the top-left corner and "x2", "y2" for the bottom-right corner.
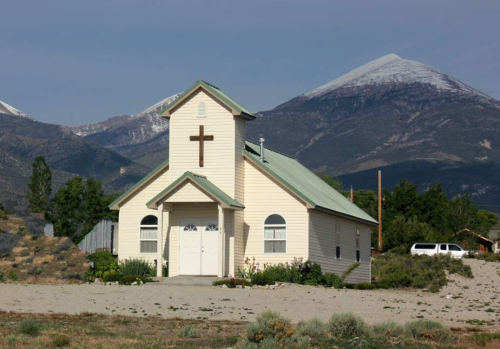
[{"x1": 190, "y1": 125, "x2": 214, "y2": 167}]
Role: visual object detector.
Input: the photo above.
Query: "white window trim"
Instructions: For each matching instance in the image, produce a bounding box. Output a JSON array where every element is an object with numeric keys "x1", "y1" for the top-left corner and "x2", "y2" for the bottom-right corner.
[
  {"x1": 335, "y1": 221, "x2": 341, "y2": 259},
  {"x1": 139, "y1": 216, "x2": 158, "y2": 255},
  {"x1": 197, "y1": 101, "x2": 207, "y2": 118},
  {"x1": 263, "y1": 215, "x2": 287, "y2": 254},
  {"x1": 355, "y1": 227, "x2": 360, "y2": 262}
]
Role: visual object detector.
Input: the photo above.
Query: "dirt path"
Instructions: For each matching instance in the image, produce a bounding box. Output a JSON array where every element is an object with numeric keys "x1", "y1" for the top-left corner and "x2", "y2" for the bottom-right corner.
[{"x1": 1, "y1": 259, "x2": 499, "y2": 328}]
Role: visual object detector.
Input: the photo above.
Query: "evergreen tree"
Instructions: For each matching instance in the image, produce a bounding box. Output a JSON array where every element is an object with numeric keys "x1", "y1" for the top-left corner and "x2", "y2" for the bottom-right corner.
[
  {"x1": 27, "y1": 156, "x2": 52, "y2": 214},
  {"x1": 47, "y1": 176, "x2": 119, "y2": 242}
]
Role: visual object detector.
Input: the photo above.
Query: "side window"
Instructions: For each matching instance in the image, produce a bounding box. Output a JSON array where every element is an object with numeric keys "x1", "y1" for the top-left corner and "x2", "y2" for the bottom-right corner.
[
  {"x1": 140, "y1": 215, "x2": 158, "y2": 253},
  {"x1": 440, "y1": 244, "x2": 447, "y2": 251},
  {"x1": 335, "y1": 222, "x2": 341, "y2": 259},
  {"x1": 264, "y1": 214, "x2": 286, "y2": 253},
  {"x1": 197, "y1": 102, "x2": 207, "y2": 118},
  {"x1": 355, "y1": 227, "x2": 361, "y2": 262},
  {"x1": 449, "y1": 245, "x2": 462, "y2": 251}
]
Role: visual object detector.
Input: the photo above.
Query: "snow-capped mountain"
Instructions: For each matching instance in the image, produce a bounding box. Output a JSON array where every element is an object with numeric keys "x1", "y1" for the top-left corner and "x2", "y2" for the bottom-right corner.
[
  {"x1": 0, "y1": 100, "x2": 32, "y2": 119},
  {"x1": 70, "y1": 93, "x2": 180, "y2": 149},
  {"x1": 248, "y1": 54, "x2": 500, "y2": 205},
  {"x1": 304, "y1": 54, "x2": 490, "y2": 99}
]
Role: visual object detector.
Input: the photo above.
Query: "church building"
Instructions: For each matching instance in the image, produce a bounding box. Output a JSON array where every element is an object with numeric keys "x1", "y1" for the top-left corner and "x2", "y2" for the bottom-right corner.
[{"x1": 109, "y1": 80, "x2": 377, "y2": 283}]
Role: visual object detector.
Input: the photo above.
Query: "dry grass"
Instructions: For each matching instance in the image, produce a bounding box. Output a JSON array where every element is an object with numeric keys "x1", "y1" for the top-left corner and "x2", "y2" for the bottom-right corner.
[
  {"x1": 0, "y1": 226, "x2": 89, "y2": 284},
  {"x1": 0, "y1": 311, "x2": 500, "y2": 348},
  {"x1": 0, "y1": 213, "x2": 28, "y2": 234},
  {"x1": 0, "y1": 311, "x2": 243, "y2": 348}
]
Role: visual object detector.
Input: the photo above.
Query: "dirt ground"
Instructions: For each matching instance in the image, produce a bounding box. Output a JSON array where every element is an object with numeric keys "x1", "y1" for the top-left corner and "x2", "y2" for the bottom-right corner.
[{"x1": 1, "y1": 259, "x2": 499, "y2": 329}]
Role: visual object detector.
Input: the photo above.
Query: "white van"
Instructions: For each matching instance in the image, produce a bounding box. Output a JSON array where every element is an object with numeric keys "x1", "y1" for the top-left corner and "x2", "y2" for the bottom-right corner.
[{"x1": 410, "y1": 243, "x2": 468, "y2": 258}]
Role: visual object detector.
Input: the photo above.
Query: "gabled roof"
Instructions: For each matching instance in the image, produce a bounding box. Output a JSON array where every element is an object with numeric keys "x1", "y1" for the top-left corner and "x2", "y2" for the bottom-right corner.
[
  {"x1": 455, "y1": 228, "x2": 493, "y2": 243},
  {"x1": 243, "y1": 141, "x2": 378, "y2": 226},
  {"x1": 146, "y1": 171, "x2": 244, "y2": 210},
  {"x1": 160, "y1": 80, "x2": 255, "y2": 120},
  {"x1": 108, "y1": 159, "x2": 169, "y2": 210}
]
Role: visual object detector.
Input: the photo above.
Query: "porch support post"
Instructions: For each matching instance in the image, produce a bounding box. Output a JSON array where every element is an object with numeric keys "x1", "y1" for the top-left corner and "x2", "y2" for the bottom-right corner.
[
  {"x1": 218, "y1": 204, "x2": 225, "y2": 277},
  {"x1": 157, "y1": 203, "x2": 164, "y2": 277}
]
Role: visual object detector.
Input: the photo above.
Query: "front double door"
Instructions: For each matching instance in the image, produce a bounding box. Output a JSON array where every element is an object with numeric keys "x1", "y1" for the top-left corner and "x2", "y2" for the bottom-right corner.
[{"x1": 179, "y1": 219, "x2": 219, "y2": 276}]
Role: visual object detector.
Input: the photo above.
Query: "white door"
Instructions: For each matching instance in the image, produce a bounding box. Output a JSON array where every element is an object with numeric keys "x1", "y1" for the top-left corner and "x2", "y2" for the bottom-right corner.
[
  {"x1": 179, "y1": 219, "x2": 202, "y2": 275},
  {"x1": 179, "y1": 218, "x2": 219, "y2": 275},
  {"x1": 201, "y1": 219, "x2": 219, "y2": 276}
]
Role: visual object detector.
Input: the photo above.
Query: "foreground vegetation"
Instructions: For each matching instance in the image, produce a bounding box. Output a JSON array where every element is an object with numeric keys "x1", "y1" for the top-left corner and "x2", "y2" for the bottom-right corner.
[
  {"x1": 220, "y1": 254, "x2": 473, "y2": 292},
  {"x1": 0, "y1": 311, "x2": 499, "y2": 349}
]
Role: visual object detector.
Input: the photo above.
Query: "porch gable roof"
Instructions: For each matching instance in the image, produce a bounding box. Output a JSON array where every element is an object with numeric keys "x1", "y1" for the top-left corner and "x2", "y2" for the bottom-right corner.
[{"x1": 146, "y1": 171, "x2": 244, "y2": 210}]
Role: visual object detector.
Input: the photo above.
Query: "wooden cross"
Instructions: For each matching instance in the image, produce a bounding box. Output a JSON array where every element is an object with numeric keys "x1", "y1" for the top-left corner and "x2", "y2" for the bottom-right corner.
[{"x1": 190, "y1": 125, "x2": 214, "y2": 167}]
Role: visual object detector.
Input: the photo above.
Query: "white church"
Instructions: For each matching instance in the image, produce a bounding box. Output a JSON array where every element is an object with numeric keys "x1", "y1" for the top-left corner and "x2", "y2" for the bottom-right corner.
[{"x1": 109, "y1": 80, "x2": 377, "y2": 283}]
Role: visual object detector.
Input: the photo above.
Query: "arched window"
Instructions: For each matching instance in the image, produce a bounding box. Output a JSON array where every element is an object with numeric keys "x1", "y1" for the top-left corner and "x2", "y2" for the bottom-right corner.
[
  {"x1": 264, "y1": 214, "x2": 286, "y2": 253},
  {"x1": 335, "y1": 221, "x2": 341, "y2": 259},
  {"x1": 140, "y1": 215, "x2": 158, "y2": 253},
  {"x1": 197, "y1": 102, "x2": 207, "y2": 118},
  {"x1": 355, "y1": 227, "x2": 361, "y2": 262}
]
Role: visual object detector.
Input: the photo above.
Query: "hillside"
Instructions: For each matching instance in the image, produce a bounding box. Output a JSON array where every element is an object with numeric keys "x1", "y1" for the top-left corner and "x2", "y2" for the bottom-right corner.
[
  {"x1": 246, "y1": 54, "x2": 500, "y2": 205},
  {"x1": 0, "y1": 109, "x2": 150, "y2": 213}
]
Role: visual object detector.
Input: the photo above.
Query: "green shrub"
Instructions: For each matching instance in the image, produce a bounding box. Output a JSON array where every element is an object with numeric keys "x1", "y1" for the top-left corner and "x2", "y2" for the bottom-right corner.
[
  {"x1": 328, "y1": 313, "x2": 367, "y2": 339},
  {"x1": 178, "y1": 325, "x2": 200, "y2": 338},
  {"x1": 372, "y1": 254, "x2": 472, "y2": 291},
  {"x1": 405, "y1": 319, "x2": 453, "y2": 342},
  {"x1": 323, "y1": 273, "x2": 342, "y2": 288},
  {"x1": 28, "y1": 267, "x2": 43, "y2": 276},
  {"x1": 51, "y1": 334, "x2": 70, "y2": 347},
  {"x1": 241, "y1": 311, "x2": 310, "y2": 348},
  {"x1": 20, "y1": 249, "x2": 30, "y2": 257},
  {"x1": 102, "y1": 271, "x2": 123, "y2": 283},
  {"x1": 4, "y1": 334, "x2": 16, "y2": 346},
  {"x1": 372, "y1": 321, "x2": 405, "y2": 338},
  {"x1": 300, "y1": 261, "x2": 323, "y2": 285},
  {"x1": 87, "y1": 250, "x2": 119, "y2": 281},
  {"x1": 119, "y1": 275, "x2": 153, "y2": 285},
  {"x1": 250, "y1": 264, "x2": 301, "y2": 286},
  {"x1": 120, "y1": 258, "x2": 152, "y2": 277},
  {"x1": 0, "y1": 270, "x2": 3, "y2": 282},
  {"x1": 213, "y1": 278, "x2": 252, "y2": 288},
  {"x1": 352, "y1": 282, "x2": 379, "y2": 290},
  {"x1": 18, "y1": 319, "x2": 41, "y2": 336},
  {"x1": 8, "y1": 270, "x2": 17, "y2": 281},
  {"x1": 296, "y1": 317, "x2": 328, "y2": 338}
]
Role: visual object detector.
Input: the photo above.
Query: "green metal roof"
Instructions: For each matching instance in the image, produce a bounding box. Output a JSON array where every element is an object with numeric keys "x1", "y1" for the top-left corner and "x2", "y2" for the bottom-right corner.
[
  {"x1": 160, "y1": 80, "x2": 255, "y2": 119},
  {"x1": 147, "y1": 171, "x2": 244, "y2": 209},
  {"x1": 108, "y1": 159, "x2": 169, "y2": 210},
  {"x1": 244, "y1": 141, "x2": 378, "y2": 226}
]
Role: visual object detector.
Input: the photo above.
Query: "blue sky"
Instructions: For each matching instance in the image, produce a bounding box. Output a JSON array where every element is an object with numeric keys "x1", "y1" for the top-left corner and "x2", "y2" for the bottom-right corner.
[{"x1": 1, "y1": 0, "x2": 499, "y2": 126}]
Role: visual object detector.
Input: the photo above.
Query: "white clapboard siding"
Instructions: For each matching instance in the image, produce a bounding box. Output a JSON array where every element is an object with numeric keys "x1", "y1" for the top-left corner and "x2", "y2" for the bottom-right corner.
[
  {"x1": 169, "y1": 90, "x2": 236, "y2": 198},
  {"x1": 234, "y1": 117, "x2": 246, "y2": 272},
  {"x1": 166, "y1": 181, "x2": 215, "y2": 203},
  {"x1": 308, "y1": 210, "x2": 371, "y2": 283},
  {"x1": 118, "y1": 168, "x2": 171, "y2": 265},
  {"x1": 243, "y1": 159, "x2": 309, "y2": 265}
]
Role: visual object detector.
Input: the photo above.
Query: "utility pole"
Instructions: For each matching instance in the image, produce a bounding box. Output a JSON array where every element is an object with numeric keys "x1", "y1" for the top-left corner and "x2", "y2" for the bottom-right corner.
[
  {"x1": 378, "y1": 170, "x2": 382, "y2": 252},
  {"x1": 350, "y1": 186, "x2": 354, "y2": 202}
]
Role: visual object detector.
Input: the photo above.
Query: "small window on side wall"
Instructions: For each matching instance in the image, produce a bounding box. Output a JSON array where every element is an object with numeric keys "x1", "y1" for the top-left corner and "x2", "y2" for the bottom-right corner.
[
  {"x1": 197, "y1": 102, "x2": 207, "y2": 118},
  {"x1": 335, "y1": 222, "x2": 341, "y2": 259},
  {"x1": 140, "y1": 215, "x2": 158, "y2": 254},
  {"x1": 264, "y1": 214, "x2": 286, "y2": 253},
  {"x1": 355, "y1": 227, "x2": 361, "y2": 262}
]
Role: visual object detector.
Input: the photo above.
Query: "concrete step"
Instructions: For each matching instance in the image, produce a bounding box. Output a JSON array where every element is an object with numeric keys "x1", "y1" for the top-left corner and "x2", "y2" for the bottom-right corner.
[{"x1": 153, "y1": 276, "x2": 223, "y2": 287}]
